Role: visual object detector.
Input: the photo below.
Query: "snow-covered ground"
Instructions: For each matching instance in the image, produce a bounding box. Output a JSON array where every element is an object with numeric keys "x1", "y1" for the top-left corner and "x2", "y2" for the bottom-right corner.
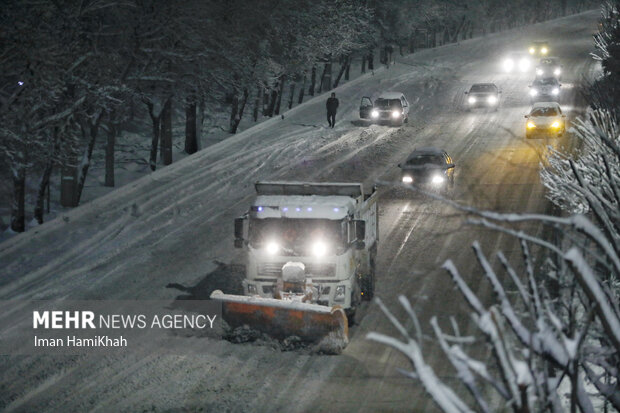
[{"x1": 0, "y1": 10, "x2": 601, "y2": 412}]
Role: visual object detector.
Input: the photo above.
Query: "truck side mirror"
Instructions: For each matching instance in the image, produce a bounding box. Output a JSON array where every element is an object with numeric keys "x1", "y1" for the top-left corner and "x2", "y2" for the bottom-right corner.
[{"x1": 234, "y1": 217, "x2": 246, "y2": 248}]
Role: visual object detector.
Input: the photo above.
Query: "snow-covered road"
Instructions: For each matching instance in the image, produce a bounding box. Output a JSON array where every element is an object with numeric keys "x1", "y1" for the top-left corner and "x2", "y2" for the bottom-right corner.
[{"x1": 0, "y1": 11, "x2": 600, "y2": 412}]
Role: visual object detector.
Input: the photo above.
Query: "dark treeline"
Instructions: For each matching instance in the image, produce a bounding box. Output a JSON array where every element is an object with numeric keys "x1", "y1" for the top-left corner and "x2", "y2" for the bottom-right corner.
[{"x1": 0, "y1": 0, "x2": 596, "y2": 232}]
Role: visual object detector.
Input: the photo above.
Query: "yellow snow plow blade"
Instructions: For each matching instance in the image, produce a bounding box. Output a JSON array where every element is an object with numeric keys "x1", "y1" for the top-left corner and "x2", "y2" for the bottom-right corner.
[{"x1": 210, "y1": 290, "x2": 348, "y2": 352}]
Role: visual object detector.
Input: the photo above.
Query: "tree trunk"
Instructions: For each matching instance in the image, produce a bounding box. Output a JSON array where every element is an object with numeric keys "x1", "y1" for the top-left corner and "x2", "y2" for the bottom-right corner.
[
  {"x1": 266, "y1": 88, "x2": 278, "y2": 117},
  {"x1": 298, "y1": 76, "x2": 306, "y2": 104},
  {"x1": 10, "y1": 165, "x2": 26, "y2": 232},
  {"x1": 161, "y1": 97, "x2": 172, "y2": 165},
  {"x1": 275, "y1": 76, "x2": 285, "y2": 115},
  {"x1": 333, "y1": 56, "x2": 349, "y2": 88},
  {"x1": 196, "y1": 97, "x2": 204, "y2": 151},
  {"x1": 105, "y1": 123, "x2": 116, "y2": 187},
  {"x1": 147, "y1": 101, "x2": 161, "y2": 171},
  {"x1": 368, "y1": 51, "x2": 374, "y2": 70},
  {"x1": 253, "y1": 86, "x2": 261, "y2": 121},
  {"x1": 288, "y1": 83, "x2": 295, "y2": 109},
  {"x1": 361, "y1": 54, "x2": 366, "y2": 73},
  {"x1": 185, "y1": 97, "x2": 197, "y2": 154},
  {"x1": 262, "y1": 88, "x2": 270, "y2": 116},
  {"x1": 229, "y1": 93, "x2": 239, "y2": 133},
  {"x1": 76, "y1": 112, "x2": 103, "y2": 205},
  {"x1": 344, "y1": 56, "x2": 351, "y2": 80},
  {"x1": 34, "y1": 162, "x2": 53, "y2": 224},
  {"x1": 309, "y1": 66, "x2": 316, "y2": 96},
  {"x1": 318, "y1": 61, "x2": 331, "y2": 93},
  {"x1": 231, "y1": 88, "x2": 249, "y2": 134}
]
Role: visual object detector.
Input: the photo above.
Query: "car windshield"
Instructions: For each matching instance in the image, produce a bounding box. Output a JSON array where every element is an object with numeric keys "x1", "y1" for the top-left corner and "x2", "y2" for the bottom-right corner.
[
  {"x1": 540, "y1": 58, "x2": 556, "y2": 65},
  {"x1": 535, "y1": 78, "x2": 558, "y2": 86},
  {"x1": 470, "y1": 84, "x2": 496, "y2": 93},
  {"x1": 531, "y1": 107, "x2": 558, "y2": 116},
  {"x1": 406, "y1": 154, "x2": 444, "y2": 166},
  {"x1": 249, "y1": 218, "x2": 345, "y2": 255},
  {"x1": 375, "y1": 98, "x2": 402, "y2": 109}
]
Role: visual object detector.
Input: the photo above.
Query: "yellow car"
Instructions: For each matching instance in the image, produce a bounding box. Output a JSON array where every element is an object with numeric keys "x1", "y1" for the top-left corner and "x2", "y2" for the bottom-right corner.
[
  {"x1": 525, "y1": 102, "x2": 566, "y2": 139},
  {"x1": 529, "y1": 41, "x2": 549, "y2": 56}
]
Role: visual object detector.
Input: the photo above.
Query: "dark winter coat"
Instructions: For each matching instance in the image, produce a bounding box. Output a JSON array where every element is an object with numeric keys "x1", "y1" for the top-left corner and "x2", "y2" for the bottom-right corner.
[{"x1": 326, "y1": 97, "x2": 339, "y2": 114}]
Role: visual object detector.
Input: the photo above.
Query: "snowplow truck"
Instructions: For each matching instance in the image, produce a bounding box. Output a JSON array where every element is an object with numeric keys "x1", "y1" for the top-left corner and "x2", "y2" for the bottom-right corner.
[{"x1": 211, "y1": 181, "x2": 378, "y2": 352}]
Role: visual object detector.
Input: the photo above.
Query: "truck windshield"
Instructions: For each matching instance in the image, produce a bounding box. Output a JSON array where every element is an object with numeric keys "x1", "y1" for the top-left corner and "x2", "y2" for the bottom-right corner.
[{"x1": 249, "y1": 218, "x2": 345, "y2": 255}]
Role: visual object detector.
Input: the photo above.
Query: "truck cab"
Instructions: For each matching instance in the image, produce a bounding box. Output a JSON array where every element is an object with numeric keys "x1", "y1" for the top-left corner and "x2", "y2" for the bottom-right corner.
[{"x1": 234, "y1": 182, "x2": 378, "y2": 315}]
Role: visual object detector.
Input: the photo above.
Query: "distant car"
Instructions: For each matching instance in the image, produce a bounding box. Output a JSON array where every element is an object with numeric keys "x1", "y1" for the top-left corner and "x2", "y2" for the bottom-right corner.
[
  {"x1": 359, "y1": 92, "x2": 410, "y2": 126},
  {"x1": 398, "y1": 147, "x2": 455, "y2": 193},
  {"x1": 536, "y1": 57, "x2": 562, "y2": 80},
  {"x1": 525, "y1": 102, "x2": 566, "y2": 139},
  {"x1": 529, "y1": 41, "x2": 549, "y2": 57},
  {"x1": 501, "y1": 52, "x2": 533, "y2": 73},
  {"x1": 529, "y1": 77, "x2": 561, "y2": 103},
  {"x1": 464, "y1": 83, "x2": 501, "y2": 110}
]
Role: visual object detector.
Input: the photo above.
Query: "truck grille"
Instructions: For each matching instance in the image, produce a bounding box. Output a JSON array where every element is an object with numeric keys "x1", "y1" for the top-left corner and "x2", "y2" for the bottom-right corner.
[{"x1": 258, "y1": 263, "x2": 336, "y2": 277}]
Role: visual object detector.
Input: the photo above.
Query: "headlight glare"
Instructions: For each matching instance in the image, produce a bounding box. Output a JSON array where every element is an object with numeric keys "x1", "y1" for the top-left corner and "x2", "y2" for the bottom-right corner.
[
  {"x1": 371, "y1": 109, "x2": 379, "y2": 118},
  {"x1": 312, "y1": 240, "x2": 328, "y2": 257},
  {"x1": 431, "y1": 175, "x2": 445, "y2": 185},
  {"x1": 487, "y1": 95, "x2": 497, "y2": 104},
  {"x1": 266, "y1": 241, "x2": 279, "y2": 255},
  {"x1": 552, "y1": 88, "x2": 559, "y2": 95},
  {"x1": 402, "y1": 176, "x2": 413, "y2": 183},
  {"x1": 529, "y1": 89, "x2": 538, "y2": 96},
  {"x1": 468, "y1": 96, "x2": 476, "y2": 104},
  {"x1": 551, "y1": 121, "x2": 560, "y2": 128},
  {"x1": 554, "y1": 68, "x2": 561, "y2": 76},
  {"x1": 527, "y1": 121, "x2": 536, "y2": 129},
  {"x1": 541, "y1": 47, "x2": 548, "y2": 54},
  {"x1": 529, "y1": 47, "x2": 535, "y2": 54},
  {"x1": 536, "y1": 68, "x2": 544, "y2": 76},
  {"x1": 391, "y1": 110, "x2": 402, "y2": 119}
]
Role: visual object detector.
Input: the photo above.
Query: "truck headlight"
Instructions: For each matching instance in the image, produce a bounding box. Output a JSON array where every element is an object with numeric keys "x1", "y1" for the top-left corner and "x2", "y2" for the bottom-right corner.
[
  {"x1": 371, "y1": 109, "x2": 379, "y2": 118},
  {"x1": 487, "y1": 95, "x2": 497, "y2": 104},
  {"x1": 431, "y1": 175, "x2": 445, "y2": 185},
  {"x1": 468, "y1": 96, "x2": 476, "y2": 104},
  {"x1": 552, "y1": 88, "x2": 559, "y2": 95},
  {"x1": 247, "y1": 284, "x2": 257, "y2": 294},
  {"x1": 541, "y1": 47, "x2": 548, "y2": 54},
  {"x1": 554, "y1": 68, "x2": 561, "y2": 76},
  {"x1": 402, "y1": 175, "x2": 413, "y2": 183},
  {"x1": 529, "y1": 89, "x2": 538, "y2": 96},
  {"x1": 527, "y1": 121, "x2": 536, "y2": 129},
  {"x1": 391, "y1": 110, "x2": 401, "y2": 118},
  {"x1": 335, "y1": 285, "x2": 346, "y2": 301},
  {"x1": 266, "y1": 241, "x2": 279, "y2": 255},
  {"x1": 312, "y1": 240, "x2": 328, "y2": 257}
]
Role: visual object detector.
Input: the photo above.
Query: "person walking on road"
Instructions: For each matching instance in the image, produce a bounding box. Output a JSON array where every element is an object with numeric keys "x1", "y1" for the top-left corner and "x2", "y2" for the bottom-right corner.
[{"x1": 326, "y1": 92, "x2": 339, "y2": 128}]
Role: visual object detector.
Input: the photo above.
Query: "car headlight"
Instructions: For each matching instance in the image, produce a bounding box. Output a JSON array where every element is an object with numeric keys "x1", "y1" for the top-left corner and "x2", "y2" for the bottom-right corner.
[
  {"x1": 391, "y1": 110, "x2": 402, "y2": 119},
  {"x1": 266, "y1": 241, "x2": 279, "y2": 255},
  {"x1": 551, "y1": 121, "x2": 560, "y2": 128},
  {"x1": 529, "y1": 89, "x2": 538, "y2": 96},
  {"x1": 529, "y1": 47, "x2": 535, "y2": 54},
  {"x1": 247, "y1": 284, "x2": 257, "y2": 295},
  {"x1": 402, "y1": 175, "x2": 413, "y2": 183},
  {"x1": 554, "y1": 68, "x2": 561, "y2": 76},
  {"x1": 527, "y1": 121, "x2": 536, "y2": 129},
  {"x1": 536, "y1": 68, "x2": 544, "y2": 76},
  {"x1": 371, "y1": 109, "x2": 379, "y2": 118},
  {"x1": 468, "y1": 96, "x2": 476, "y2": 104},
  {"x1": 552, "y1": 88, "x2": 559, "y2": 95},
  {"x1": 334, "y1": 285, "x2": 346, "y2": 301},
  {"x1": 311, "y1": 240, "x2": 328, "y2": 257},
  {"x1": 503, "y1": 59, "x2": 514, "y2": 72},
  {"x1": 487, "y1": 95, "x2": 497, "y2": 104},
  {"x1": 541, "y1": 47, "x2": 548, "y2": 54},
  {"x1": 431, "y1": 175, "x2": 445, "y2": 185}
]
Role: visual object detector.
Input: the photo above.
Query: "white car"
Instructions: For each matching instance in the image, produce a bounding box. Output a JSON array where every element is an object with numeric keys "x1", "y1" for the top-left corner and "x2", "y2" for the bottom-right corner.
[
  {"x1": 359, "y1": 92, "x2": 410, "y2": 126},
  {"x1": 525, "y1": 102, "x2": 566, "y2": 139}
]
